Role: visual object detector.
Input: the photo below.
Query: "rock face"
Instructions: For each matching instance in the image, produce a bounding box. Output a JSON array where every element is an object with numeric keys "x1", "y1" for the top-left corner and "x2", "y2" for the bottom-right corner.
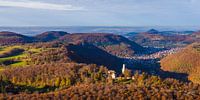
[
  {"x1": 59, "y1": 33, "x2": 145, "y2": 57},
  {"x1": 160, "y1": 43, "x2": 200, "y2": 83},
  {"x1": 0, "y1": 31, "x2": 34, "y2": 45},
  {"x1": 35, "y1": 31, "x2": 69, "y2": 42}
]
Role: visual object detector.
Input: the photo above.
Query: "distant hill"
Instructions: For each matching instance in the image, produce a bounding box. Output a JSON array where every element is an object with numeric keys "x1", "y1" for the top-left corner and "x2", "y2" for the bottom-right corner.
[
  {"x1": 188, "y1": 31, "x2": 200, "y2": 42},
  {"x1": 160, "y1": 43, "x2": 200, "y2": 83},
  {"x1": 128, "y1": 30, "x2": 166, "y2": 47},
  {"x1": 0, "y1": 31, "x2": 34, "y2": 45},
  {"x1": 60, "y1": 33, "x2": 145, "y2": 57},
  {"x1": 147, "y1": 29, "x2": 159, "y2": 34},
  {"x1": 35, "y1": 31, "x2": 69, "y2": 42},
  {"x1": 128, "y1": 30, "x2": 193, "y2": 48},
  {"x1": 124, "y1": 32, "x2": 138, "y2": 37}
]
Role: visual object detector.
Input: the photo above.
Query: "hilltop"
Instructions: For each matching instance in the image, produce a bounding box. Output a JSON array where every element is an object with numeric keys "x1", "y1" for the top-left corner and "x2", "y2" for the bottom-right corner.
[
  {"x1": 147, "y1": 29, "x2": 160, "y2": 34},
  {"x1": 0, "y1": 31, "x2": 34, "y2": 45},
  {"x1": 59, "y1": 33, "x2": 145, "y2": 57},
  {"x1": 35, "y1": 31, "x2": 69, "y2": 42}
]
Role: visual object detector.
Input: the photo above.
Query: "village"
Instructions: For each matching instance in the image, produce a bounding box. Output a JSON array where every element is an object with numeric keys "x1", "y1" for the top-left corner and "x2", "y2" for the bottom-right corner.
[
  {"x1": 107, "y1": 47, "x2": 183, "y2": 79},
  {"x1": 121, "y1": 47, "x2": 182, "y2": 67}
]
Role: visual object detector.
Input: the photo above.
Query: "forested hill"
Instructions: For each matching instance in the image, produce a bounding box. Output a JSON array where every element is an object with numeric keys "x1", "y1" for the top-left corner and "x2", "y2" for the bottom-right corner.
[
  {"x1": 35, "y1": 31, "x2": 69, "y2": 42},
  {"x1": 0, "y1": 31, "x2": 34, "y2": 45},
  {"x1": 161, "y1": 43, "x2": 200, "y2": 83},
  {"x1": 59, "y1": 33, "x2": 145, "y2": 57}
]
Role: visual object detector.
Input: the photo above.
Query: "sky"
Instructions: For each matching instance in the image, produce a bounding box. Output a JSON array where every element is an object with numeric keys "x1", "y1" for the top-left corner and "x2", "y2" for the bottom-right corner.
[{"x1": 0, "y1": 0, "x2": 200, "y2": 26}]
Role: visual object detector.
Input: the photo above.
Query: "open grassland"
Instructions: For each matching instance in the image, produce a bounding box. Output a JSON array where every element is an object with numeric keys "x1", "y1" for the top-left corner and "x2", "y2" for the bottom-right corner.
[
  {"x1": 0, "y1": 45, "x2": 49, "y2": 68},
  {"x1": 0, "y1": 46, "x2": 27, "y2": 67},
  {"x1": 0, "y1": 44, "x2": 58, "y2": 69}
]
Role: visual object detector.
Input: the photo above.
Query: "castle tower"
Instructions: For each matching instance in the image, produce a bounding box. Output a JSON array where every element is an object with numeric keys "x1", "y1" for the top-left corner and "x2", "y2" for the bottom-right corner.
[{"x1": 122, "y1": 64, "x2": 126, "y2": 74}]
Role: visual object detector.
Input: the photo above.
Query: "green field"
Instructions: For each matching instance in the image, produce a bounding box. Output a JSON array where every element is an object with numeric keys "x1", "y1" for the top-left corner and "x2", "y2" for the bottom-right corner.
[
  {"x1": 0, "y1": 45, "x2": 55, "y2": 69},
  {"x1": 0, "y1": 46, "x2": 27, "y2": 67}
]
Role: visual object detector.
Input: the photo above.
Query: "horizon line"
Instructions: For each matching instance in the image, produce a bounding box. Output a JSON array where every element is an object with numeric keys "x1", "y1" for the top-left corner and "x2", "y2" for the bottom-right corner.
[{"x1": 1, "y1": 25, "x2": 200, "y2": 27}]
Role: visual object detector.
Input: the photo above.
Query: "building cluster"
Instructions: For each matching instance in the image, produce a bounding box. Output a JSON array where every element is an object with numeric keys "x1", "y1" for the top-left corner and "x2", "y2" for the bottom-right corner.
[
  {"x1": 120, "y1": 48, "x2": 182, "y2": 65},
  {"x1": 125, "y1": 48, "x2": 182, "y2": 60}
]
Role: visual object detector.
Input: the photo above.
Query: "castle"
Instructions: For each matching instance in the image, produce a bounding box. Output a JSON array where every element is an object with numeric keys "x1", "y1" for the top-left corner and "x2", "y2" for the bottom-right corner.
[{"x1": 108, "y1": 64, "x2": 126, "y2": 79}]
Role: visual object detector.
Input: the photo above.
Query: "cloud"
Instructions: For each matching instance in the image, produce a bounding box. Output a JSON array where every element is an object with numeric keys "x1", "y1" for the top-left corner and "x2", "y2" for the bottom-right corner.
[{"x1": 0, "y1": 0, "x2": 84, "y2": 11}]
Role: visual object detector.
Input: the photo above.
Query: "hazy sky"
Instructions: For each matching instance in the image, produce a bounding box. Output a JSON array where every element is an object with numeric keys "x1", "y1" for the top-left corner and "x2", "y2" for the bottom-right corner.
[{"x1": 0, "y1": 0, "x2": 200, "y2": 26}]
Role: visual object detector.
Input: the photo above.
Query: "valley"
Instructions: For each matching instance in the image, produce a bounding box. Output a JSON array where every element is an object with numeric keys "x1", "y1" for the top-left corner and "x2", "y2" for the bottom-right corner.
[
  {"x1": 0, "y1": 29, "x2": 200, "y2": 99},
  {"x1": 1, "y1": 0, "x2": 200, "y2": 99}
]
